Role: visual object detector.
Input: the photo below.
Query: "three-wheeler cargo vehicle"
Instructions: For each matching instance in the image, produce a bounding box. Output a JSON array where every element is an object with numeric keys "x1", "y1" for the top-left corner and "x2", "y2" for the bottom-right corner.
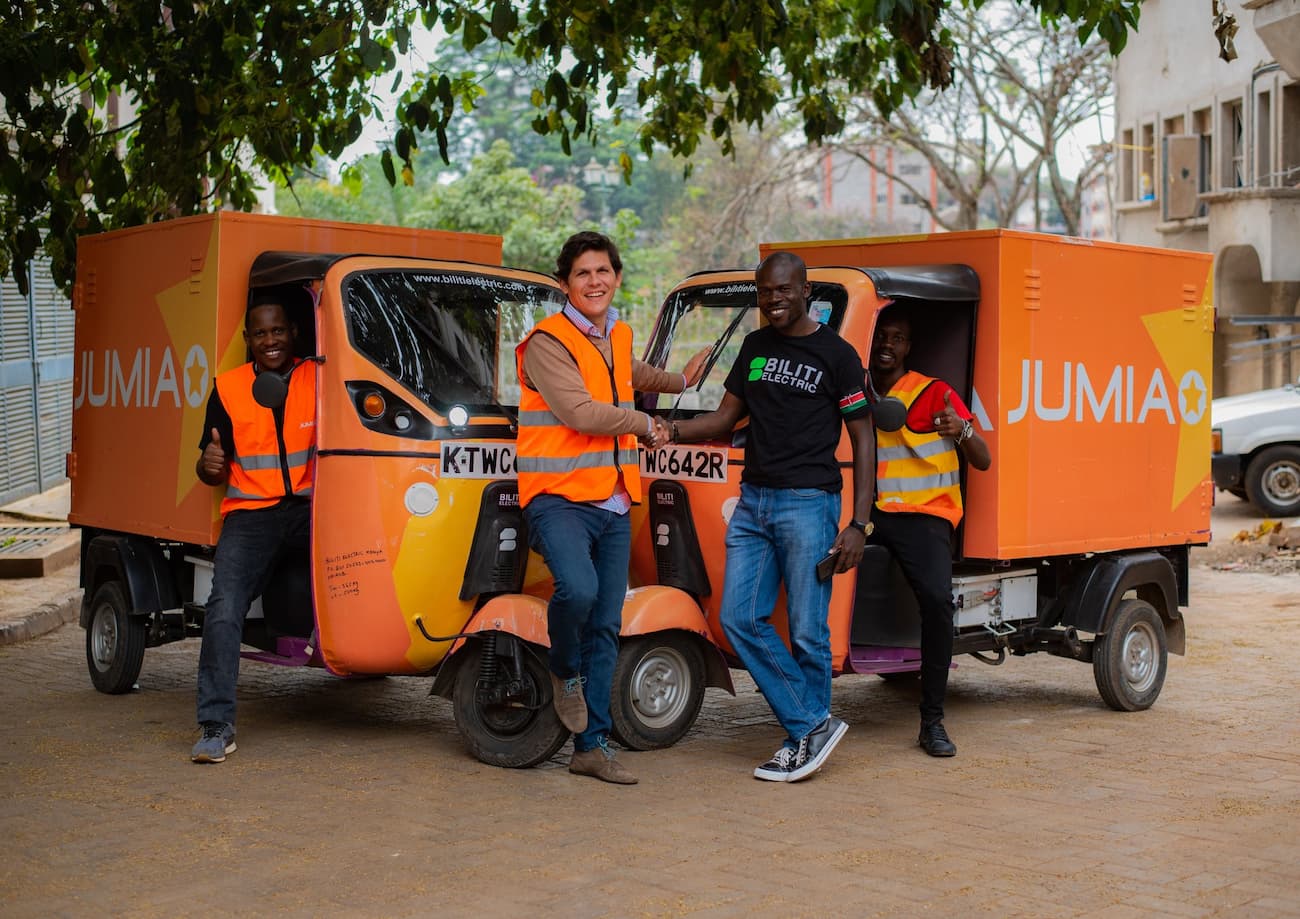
[{"x1": 72, "y1": 216, "x2": 1212, "y2": 768}]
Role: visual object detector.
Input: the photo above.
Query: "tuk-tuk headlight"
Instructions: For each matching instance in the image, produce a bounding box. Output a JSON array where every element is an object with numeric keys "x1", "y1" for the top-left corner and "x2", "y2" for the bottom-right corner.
[{"x1": 448, "y1": 404, "x2": 470, "y2": 428}]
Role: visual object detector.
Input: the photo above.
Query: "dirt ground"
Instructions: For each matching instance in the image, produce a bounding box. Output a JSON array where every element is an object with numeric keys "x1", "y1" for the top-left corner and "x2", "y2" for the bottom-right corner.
[{"x1": 1, "y1": 491, "x2": 1297, "y2": 917}]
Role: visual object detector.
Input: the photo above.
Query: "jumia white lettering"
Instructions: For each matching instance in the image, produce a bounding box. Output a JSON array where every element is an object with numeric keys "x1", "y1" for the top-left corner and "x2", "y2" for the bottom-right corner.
[
  {"x1": 74, "y1": 347, "x2": 206, "y2": 410},
  {"x1": 1007, "y1": 360, "x2": 1188, "y2": 425}
]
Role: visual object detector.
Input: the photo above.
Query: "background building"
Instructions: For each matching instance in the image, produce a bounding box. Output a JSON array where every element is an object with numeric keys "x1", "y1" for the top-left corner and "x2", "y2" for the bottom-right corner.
[{"x1": 1113, "y1": 0, "x2": 1299, "y2": 396}]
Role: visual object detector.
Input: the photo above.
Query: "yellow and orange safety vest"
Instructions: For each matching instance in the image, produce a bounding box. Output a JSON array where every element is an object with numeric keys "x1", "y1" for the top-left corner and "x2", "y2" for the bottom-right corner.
[{"x1": 876, "y1": 370, "x2": 964, "y2": 526}]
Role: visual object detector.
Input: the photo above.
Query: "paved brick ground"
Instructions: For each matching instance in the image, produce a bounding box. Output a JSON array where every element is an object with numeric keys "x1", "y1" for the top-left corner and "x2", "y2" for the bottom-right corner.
[{"x1": 2, "y1": 557, "x2": 1298, "y2": 918}]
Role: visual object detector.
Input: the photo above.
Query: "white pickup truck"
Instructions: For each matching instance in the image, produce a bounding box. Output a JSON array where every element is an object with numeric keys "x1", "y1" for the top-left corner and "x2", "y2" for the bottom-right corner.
[{"x1": 1211, "y1": 382, "x2": 1300, "y2": 517}]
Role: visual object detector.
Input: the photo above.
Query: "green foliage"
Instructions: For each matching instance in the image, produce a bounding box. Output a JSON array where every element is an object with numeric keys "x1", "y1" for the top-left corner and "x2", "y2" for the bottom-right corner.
[{"x1": 0, "y1": 0, "x2": 1145, "y2": 293}]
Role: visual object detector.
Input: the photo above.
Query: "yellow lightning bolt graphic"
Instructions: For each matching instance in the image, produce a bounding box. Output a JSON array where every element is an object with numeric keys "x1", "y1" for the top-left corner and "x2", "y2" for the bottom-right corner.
[
  {"x1": 155, "y1": 227, "x2": 247, "y2": 507},
  {"x1": 1141, "y1": 270, "x2": 1214, "y2": 510}
]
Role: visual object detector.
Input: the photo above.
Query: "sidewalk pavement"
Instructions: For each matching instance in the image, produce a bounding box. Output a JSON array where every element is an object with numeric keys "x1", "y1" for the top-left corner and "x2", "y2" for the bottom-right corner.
[{"x1": 0, "y1": 482, "x2": 82, "y2": 646}]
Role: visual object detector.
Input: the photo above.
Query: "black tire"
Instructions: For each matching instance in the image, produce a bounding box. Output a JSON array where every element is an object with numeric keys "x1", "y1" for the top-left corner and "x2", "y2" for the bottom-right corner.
[
  {"x1": 1093, "y1": 598, "x2": 1167, "y2": 712},
  {"x1": 610, "y1": 632, "x2": 706, "y2": 750},
  {"x1": 452, "y1": 638, "x2": 568, "y2": 769},
  {"x1": 1227, "y1": 487, "x2": 1248, "y2": 501},
  {"x1": 85, "y1": 581, "x2": 146, "y2": 695},
  {"x1": 1244, "y1": 445, "x2": 1300, "y2": 517},
  {"x1": 877, "y1": 670, "x2": 919, "y2": 683}
]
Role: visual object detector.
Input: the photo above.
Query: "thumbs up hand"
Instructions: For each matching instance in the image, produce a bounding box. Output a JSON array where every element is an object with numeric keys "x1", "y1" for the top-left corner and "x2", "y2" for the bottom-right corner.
[
  {"x1": 932, "y1": 389, "x2": 959, "y2": 437},
  {"x1": 199, "y1": 427, "x2": 230, "y2": 482}
]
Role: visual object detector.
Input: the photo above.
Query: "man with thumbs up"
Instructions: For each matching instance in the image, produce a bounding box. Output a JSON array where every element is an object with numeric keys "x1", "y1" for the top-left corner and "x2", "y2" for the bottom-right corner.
[
  {"x1": 867, "y1": 307, "x2": 989, "y2": 758},
  {"x1": 190, "y1": 285, "x2": 317, "y2": 763}
]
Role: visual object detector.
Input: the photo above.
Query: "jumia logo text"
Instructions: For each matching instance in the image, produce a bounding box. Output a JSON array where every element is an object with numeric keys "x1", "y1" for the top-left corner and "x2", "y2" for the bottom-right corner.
[
  {"x1": 74, "y1": 346, "x2": 211, "y2": 410},
  {"x1": 1005, "y1": 360, "x2": 1207, "y2": 426}
]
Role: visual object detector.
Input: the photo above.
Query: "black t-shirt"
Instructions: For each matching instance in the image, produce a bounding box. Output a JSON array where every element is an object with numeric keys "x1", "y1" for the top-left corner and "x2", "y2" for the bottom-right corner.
[{"x1": 724, "y1": 324, "x2": 870, "y2": 492}]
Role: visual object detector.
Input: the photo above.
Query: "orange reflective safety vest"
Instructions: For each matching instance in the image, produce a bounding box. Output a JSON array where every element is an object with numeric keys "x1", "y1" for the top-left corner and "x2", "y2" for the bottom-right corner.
[
  {"x1": 214, "y1": 361, "x2": 317, "y2": 516},
  {"x1": 875, "y1": 370, "x2": 964, "y2": 527},
  {"x1": 514, "y1": 313, "x2": 641, "y2": 508}
]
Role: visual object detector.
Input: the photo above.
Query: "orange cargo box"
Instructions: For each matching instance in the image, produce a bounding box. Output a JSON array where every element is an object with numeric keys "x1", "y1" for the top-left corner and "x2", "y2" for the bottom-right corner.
[
  {"x1": 763, "y1": 230, "x2": 1215, "y2": 560},
  {"x1": 68, "y1": 212, "x2": 502, "y2": 545}
]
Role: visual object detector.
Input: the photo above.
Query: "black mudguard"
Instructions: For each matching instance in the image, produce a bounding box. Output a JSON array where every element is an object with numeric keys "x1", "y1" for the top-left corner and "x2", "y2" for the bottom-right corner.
[
  {"x1": 79, "y1": 532, "x2": 181, "y2": 628},
  {"x1": 1059, "y1": 550, "x2": 1185, "y2": 655}
]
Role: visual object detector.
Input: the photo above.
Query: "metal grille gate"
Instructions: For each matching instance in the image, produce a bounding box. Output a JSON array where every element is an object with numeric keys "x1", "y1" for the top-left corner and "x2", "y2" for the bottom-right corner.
[{"x1": 0, "y1": 260, "x2": 75, "y2": 505}]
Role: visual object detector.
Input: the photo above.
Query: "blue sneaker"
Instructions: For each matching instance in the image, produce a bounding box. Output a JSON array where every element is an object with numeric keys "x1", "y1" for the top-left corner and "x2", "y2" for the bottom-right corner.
[{"x1": 191, "y1": 721, "x2": 237, "y2": 763}]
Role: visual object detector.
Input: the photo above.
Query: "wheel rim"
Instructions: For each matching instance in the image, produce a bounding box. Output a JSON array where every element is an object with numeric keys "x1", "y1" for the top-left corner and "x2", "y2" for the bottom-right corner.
[
  {"x1": 1261, "y1": 460, "x2": 1300, "y2": 505},
  {"x1": 1120, "y1": 620, "x2": 1159, "y2": 694},
  {"x1": 627, "y1": 646, "x2": 693, "y2": 729},
  {"x1": 90, "y1": 603, "x2": 118, "y2": 673},
  {"x1": 477, "y1": 671, "x2": 543, "y2": 738}
]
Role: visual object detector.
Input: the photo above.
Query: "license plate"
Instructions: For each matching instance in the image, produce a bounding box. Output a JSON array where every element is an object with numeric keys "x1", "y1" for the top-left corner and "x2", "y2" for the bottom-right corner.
[
  {"x1": 440, "y1": 442, "x2": 516, "y2": 478},
  {"x1": 640, "y1": 445, "x2": 729, "y2": 483}
]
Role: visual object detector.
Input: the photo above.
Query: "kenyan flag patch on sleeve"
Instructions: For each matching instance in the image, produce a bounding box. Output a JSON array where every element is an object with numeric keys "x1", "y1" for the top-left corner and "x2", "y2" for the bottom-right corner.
[{"x1": 839, "y1": 390, "x2": 867, "y2": 415}]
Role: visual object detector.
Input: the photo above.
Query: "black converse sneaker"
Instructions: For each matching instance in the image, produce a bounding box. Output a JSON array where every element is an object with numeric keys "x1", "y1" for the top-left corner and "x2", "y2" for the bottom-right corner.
[
  {"x1": 787, "y1": 716, "x2": 848, "y2": 783},
  {"x1": 753, "y1": 746, "x2": 797, "y2": 782}
]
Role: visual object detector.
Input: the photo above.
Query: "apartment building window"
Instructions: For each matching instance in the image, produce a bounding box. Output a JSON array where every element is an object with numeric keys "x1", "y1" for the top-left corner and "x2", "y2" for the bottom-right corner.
[
  {"x1": 1284, "y1": 84, "x2": 1300, "y2": 187},
  {"x1": 1221, "y1": 99, "x2": 1244, "y2": 188},
  {"x1": 1140, "y1": 123, "x2": 1155, "y2": 200},
  {"x1": 1256, "y1": 89, "x2": 1273, "y2": 187},
  {"x1": 898, "y1": 163, "x2": 922, "y2": 176},
  {"x1": 899, "y1": 192, "x2": 917, "y2": 204},
  {"x1": 1192, "y1": 107, "x2": 1213, "y2": 194},
  {"x1": 1119, "y1": 126, "x2": 1136, "y2": 200}
]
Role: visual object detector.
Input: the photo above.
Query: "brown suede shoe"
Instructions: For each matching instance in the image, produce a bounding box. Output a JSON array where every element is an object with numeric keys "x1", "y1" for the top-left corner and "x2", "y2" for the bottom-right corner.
[
  {"x1": 569, "y1": 745, "x2": 637, "y2": 785},
  {"x1": 550, "y1": 672, "x2": 588, "y2": 734}
]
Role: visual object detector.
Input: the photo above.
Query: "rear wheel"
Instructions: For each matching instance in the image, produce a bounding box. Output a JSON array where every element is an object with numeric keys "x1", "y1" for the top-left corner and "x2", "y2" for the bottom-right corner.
[
  {"x1": 1093, "y1": 598, "x2": 1167, "y2": 712},
  {"x1": 610, "y1": 633, "x2": 706, "y2": 750},
  {"x1": 1244, "y1": 445, "x2": 1300, "y2": 517},
  {"x1": 85, "y1": 581, "x2": 146, "y2": 695},
  {"x1": 452, "y1": 638, "x2": 568, "y2": 768}
]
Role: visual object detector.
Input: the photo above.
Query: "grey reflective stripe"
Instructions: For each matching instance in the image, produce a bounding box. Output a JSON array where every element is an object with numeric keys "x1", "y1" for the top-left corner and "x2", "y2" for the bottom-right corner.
[
  {"x1": 236, "y1": 453, "x2": 281, "y2": 471},
  {"x1": 516, "y1": 450, "x2": 619, "y2": 474},
  {"x1": 877, "y1": 470, "x2": 961, "y2": 493},
  {"x1": 286, "y1": 446, "x2": 316, "y2": 466},
  {"x1": 293, "y1": 485, "x2": 313, "y2": 496},
  {"x1": 233, "y1": 446, "x2": 316, "y2": 471},
  {"x1": 518, "y1": 409, "x2": 562, "y2": 426},
  {"x1": 225, "y1": 484, "x2": 262, "y2": 500},
  {"x1": 618, "y1": 400, "x2": 634, "y2": 411},
  {"x1": 877, "y1": 440, "x2": 952, "y2": 462}
]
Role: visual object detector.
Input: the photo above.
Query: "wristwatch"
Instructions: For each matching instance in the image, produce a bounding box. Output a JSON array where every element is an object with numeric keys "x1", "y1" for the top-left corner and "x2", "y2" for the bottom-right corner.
[{"x1": 847, "y1": 518, "x2": 873, "y2": 536}]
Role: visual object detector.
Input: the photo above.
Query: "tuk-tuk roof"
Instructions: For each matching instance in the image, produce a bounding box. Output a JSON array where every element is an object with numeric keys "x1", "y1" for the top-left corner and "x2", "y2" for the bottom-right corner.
[
  {"x1": 857, "y1": 265, "x2": 980, "y2": 302},
  {"x1": 249, "y1": 251, "x2": 350, "y2": 288}
]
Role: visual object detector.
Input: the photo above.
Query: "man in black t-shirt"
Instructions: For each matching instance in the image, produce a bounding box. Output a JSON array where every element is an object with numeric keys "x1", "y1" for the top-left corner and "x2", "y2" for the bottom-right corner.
[{"x1": 667, "y1": 252, "x2": 875, "y2": 783}]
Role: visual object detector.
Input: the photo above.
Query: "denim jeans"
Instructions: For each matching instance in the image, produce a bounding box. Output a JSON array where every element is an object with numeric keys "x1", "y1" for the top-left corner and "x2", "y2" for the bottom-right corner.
[
  {"x1": 719, "y1": 483, "x2": 840, "y2": 747},
  {"x1": 867, "y1": 507, "x2": 955, "y2": 725},
  {"x1": 197, "y1": 499, "x2": 311, "y2": 726},
  {"x1": 524, "y1": 494, "x2": 631, "y2": 753}
]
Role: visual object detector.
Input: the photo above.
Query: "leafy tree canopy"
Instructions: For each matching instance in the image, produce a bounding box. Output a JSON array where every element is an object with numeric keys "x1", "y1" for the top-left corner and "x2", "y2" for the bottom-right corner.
[{"x1": 0, "y1": 0, "x2": 1143, "y2": 292}]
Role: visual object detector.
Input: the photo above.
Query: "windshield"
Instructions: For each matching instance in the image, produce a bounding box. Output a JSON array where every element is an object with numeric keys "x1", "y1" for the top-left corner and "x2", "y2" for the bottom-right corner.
[
  {"x1": 344, "y1": 269, "x2": 565, "y2": 413},
  {"x1": 641, "y1": 279, "x2": 849, "y2": 414}
]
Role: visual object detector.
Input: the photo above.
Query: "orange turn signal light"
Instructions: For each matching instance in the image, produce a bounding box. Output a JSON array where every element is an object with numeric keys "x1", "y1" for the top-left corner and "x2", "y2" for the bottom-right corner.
[{"x1": 362, "y1": 392, "x2": 386, "y2": 418}]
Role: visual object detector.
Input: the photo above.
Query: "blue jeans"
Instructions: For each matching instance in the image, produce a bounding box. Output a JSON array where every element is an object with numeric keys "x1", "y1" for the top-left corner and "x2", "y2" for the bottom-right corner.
[
  {"x1": 524, "y1": 494, "x2": 631, "y2": 753},
  {"x1": 719, "y1": 483, "x2": 840, "y2": 747},
  {"x1": 197, "y1": 499, "x2": 311, "y2": 726}
]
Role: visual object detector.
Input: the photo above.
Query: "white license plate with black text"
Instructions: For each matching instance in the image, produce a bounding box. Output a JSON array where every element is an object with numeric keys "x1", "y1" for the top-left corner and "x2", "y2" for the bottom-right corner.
[{"x1": 640, "y1": 445, "x2": 729, "y2": 483}]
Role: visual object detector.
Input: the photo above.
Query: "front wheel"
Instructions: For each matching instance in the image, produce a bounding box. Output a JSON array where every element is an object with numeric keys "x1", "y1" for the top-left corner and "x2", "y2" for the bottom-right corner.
[
  {"x1": 85, "y1": 580, "x2": 146, "y2": 695},
  {"x1": 610, "y1": 633, "x2": 706, "y2": 750},
  {"x1": 452, "y1": 638, "x2": 568, "y2": 769},
  {"x1": 1245, "y1": 445, "x2": 1300, "y2": 517},
  {"x1": 1093, "y1": 598, "x2": 1167, "y2": 712}
]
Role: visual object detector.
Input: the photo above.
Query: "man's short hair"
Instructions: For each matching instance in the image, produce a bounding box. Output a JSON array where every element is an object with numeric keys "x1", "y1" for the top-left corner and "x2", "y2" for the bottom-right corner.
[
  {"x1": 756, "y1": 250, "x2": 807, "y2": 285},
  {"x1": 876, "y1": 303, "x2": 913, "y2": 333},
  {"x1": 555, "y1": 231, "x2": 622, "y2": 281},
  {"x1": 246, "y1": 284, "x2": 311, "y2": 322}
]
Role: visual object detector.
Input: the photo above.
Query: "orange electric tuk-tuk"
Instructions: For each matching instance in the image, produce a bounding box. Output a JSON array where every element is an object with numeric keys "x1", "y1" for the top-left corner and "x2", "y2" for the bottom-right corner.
[{"x1": 72, "y1": 212, "x2": 731, "y2": 767}]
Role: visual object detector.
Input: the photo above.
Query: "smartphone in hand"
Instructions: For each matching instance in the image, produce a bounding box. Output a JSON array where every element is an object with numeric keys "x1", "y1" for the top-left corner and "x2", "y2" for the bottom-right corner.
[{"x1": 816, "y1": 548, "x2": 839, "y2": 582}]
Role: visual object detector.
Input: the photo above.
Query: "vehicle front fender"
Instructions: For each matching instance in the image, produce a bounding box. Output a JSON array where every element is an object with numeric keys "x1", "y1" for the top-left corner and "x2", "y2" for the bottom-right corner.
[{"x1": 621, "y1": 586, "x2": 733, "y2": 694}]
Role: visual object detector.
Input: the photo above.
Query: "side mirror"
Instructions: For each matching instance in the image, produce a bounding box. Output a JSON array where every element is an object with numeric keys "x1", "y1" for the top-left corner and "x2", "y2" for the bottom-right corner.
[
  {"x1": 252, "y1": 370, "x2": 289, "y2": 409},
  {"x1": 873, "y1": 396, "x2": 908, "y2": 433}
]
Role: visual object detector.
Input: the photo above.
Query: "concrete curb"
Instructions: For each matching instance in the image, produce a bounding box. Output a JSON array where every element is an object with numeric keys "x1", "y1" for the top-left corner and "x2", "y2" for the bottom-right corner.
[{"x1": 0, "y1": 589, "x2": 83, "y2": 647}]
